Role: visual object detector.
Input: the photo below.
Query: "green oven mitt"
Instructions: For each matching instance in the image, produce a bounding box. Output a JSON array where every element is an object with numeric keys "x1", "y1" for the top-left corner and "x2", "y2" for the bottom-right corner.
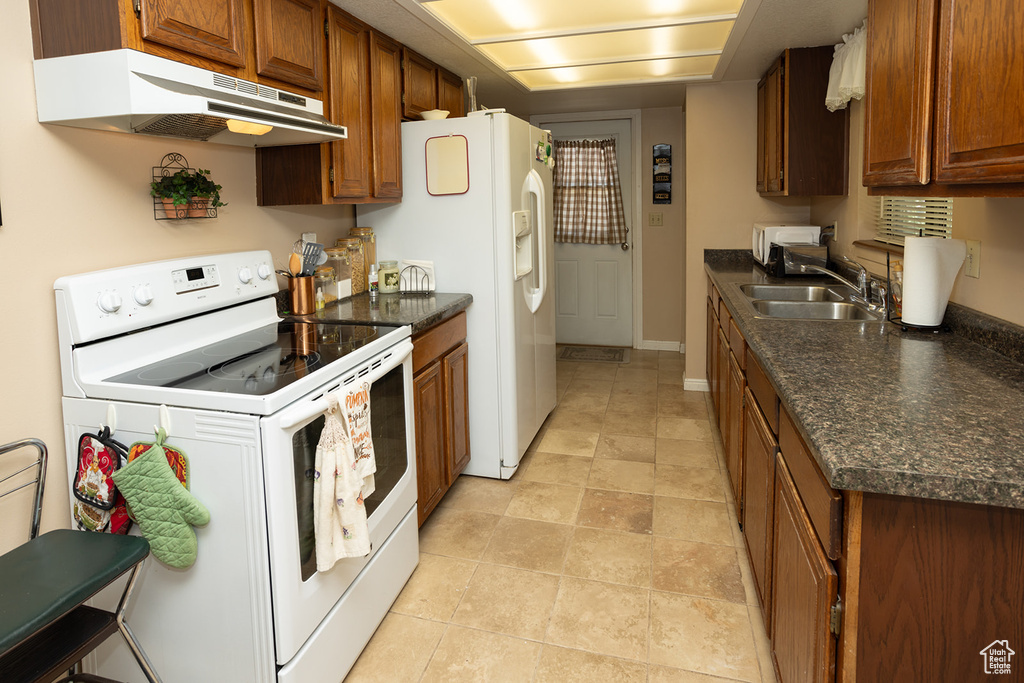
[{"x1": 111, "y1": 431, "x2": 210, "y2": 569}]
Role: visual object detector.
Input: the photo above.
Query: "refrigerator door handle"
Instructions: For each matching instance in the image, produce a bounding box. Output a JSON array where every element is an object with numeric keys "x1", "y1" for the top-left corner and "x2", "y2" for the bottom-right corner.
[{"x1": 523, "y1": 169, "x2": 547, "y2": 314}]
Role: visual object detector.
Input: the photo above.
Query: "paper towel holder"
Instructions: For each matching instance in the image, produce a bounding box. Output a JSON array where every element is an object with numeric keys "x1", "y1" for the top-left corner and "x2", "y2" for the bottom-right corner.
[{"x1": 885, "y1": 251, "x2": 947, "y2": 333}]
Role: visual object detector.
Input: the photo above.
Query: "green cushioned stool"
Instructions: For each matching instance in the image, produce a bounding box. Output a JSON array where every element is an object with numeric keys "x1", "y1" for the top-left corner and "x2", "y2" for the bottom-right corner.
[
  {"x1": 0, "y1": 530, "x2": 159, "y2": 683},
  {"x1": 0, "y1": 438, "x2": 161, "y2": 683}
]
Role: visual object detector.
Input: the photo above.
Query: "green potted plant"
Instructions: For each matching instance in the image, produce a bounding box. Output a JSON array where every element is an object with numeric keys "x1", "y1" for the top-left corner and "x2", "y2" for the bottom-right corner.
[{"x1": 150, "y1": 168, "x2": 227, "y2": 218}]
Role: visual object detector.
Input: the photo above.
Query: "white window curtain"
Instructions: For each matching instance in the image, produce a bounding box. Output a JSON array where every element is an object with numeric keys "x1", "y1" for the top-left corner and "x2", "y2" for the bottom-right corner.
[
  {"x1": 825, "y1": 19, "x2": 867, "y2": 112},
  {"x1": 552, "y1": 138, "x2": 629, "y2": 245},
  {"x1": 875, "y1": 196, "x2": 954, "y2": 245}
]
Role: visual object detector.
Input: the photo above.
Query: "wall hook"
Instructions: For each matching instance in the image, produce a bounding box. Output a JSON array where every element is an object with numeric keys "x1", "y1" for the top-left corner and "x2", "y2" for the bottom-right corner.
[{"x1": 154, "y1": 404, "x2": 171, "y2": 437}]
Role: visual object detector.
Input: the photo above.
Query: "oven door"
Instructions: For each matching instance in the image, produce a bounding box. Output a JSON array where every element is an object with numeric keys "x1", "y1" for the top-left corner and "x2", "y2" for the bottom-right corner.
[{"x1": 260, "y1": 337, "x2": 416, "y2": 667}]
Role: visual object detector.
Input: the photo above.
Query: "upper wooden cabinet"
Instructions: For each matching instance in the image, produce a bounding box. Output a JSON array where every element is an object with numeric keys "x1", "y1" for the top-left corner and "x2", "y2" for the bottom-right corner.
[
  {"x1": 256, "y1": 6, "x2": 402, "y2": 205},
  {"x1": 757, "y1": 47, "x2": 849, "y2": 197},
  {"x1": 402, "y1": 47, "x2": 465, "y2": 120},
  {"x1": 864, "y1": 0, "x2": 1024, "y2": 195},
  {"x1": 31, "y1": 0, "x2": 324, "y2": 94},
  {"x1": 253, "y1": 0, "x2": 324, "y2": 92},
  {"x1": 437, "y1": 68, "x2": 466, "y2": 118},
  {"x1": 140, "y1": 0, "x2": 248, "y2": 68}
]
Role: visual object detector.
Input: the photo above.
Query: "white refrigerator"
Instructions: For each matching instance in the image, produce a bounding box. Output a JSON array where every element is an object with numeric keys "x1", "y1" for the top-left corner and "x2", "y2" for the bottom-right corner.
[{"x1": 359, "y1": 110, "x2": 556, "y2": 479}]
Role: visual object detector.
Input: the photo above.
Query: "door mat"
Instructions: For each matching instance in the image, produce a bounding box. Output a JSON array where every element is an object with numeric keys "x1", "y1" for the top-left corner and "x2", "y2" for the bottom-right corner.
[{"x1": 558, "y1": 346, "x2": 631, "y2": 364}]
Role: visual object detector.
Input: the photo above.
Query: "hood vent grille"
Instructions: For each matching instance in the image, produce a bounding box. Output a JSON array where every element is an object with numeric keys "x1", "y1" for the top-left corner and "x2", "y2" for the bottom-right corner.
[{"x1": 136, "y1": 114, "x2": 228, "y2": 141}]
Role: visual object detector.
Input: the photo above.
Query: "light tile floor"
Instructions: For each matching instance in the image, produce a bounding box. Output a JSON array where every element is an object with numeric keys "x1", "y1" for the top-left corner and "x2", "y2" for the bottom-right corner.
[{"x1": 345, "y1": 349, "x2": 776, "y2": 683}]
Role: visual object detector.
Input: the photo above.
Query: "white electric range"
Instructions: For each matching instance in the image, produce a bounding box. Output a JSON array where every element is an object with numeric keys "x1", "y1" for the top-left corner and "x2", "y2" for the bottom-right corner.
[{"x1": 55, "y1": 251, "x2": 418, "y2": 682}]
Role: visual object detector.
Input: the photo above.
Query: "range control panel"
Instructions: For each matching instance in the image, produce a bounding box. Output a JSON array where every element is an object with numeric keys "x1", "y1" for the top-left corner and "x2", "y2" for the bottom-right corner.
[{"x1": 55, "y1": 251, "x2": 278, "y2": 344}]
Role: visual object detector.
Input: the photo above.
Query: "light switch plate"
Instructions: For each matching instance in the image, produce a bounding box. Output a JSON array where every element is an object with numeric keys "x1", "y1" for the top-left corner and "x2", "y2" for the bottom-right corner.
[
  {"x1": 965, "y1": 239, "x2": 981, "y2": 278},
  {"x1": 649, "y1": 212, "x2": 664, "y2": 226}
]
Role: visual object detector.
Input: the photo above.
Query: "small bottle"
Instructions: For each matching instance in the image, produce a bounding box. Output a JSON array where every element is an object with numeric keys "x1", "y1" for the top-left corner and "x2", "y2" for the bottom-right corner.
[
  {"x1": 891, "y1": 260, "x2": 903, "y2": 317},
  {"x1": 368, "y1": 264, "x2": 379, "y2": 298},
  {"x1": 315, "y1": 287, "x2": 325, "y2": 311}
]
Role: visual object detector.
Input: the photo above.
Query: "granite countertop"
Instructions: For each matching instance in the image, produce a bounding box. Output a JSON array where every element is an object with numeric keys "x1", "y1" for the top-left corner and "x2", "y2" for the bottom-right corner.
[
  {"x1": 705, "y1": 251, "x2": 1024, "y2": 510},
  {"x1": 287, "y1": 292, "x2": 472, "y2": 335}
]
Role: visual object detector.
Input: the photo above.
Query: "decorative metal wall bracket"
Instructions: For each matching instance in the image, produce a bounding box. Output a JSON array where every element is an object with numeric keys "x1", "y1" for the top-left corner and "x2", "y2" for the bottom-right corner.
[{"x1": 151, "y1": 153, "x2": 218, "y2": 221}]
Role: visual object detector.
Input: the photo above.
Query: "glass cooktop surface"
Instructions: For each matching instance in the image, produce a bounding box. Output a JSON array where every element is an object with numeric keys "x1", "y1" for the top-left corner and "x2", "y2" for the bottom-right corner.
[{"x1": 105, "y1": 320, "x2": 396, "y2": 396}]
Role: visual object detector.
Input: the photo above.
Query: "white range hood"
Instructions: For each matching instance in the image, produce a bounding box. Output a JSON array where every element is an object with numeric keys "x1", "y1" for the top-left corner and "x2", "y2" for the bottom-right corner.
[{"x1": 33, "y1": 49, "x2": 347, "y2": 147}]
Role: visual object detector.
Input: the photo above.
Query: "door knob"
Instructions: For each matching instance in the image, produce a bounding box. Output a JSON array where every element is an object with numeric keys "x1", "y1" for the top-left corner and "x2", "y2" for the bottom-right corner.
[{"x1": 621, "y1": 242, "x2": 630, "y2": 251}]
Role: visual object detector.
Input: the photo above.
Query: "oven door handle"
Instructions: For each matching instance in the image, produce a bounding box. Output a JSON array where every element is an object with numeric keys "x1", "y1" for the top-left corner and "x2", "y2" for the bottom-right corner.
[{"x1": 278, "y1": 338, "x2": 414, "y2": 430}]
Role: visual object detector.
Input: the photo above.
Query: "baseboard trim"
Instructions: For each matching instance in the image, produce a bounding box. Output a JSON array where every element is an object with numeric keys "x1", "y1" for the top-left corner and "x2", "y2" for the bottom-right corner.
[
  {"x1": 684, "y1": 378, "x2": 710, "y2": 392},
  {"x1": 640, "y1": 340, "x2": 684, "y2": 353}
]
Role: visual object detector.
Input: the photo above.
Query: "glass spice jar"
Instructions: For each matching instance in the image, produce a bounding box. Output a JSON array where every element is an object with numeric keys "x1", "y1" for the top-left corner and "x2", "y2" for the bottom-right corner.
[
  {"x1": 378, "y1": 259, "x2": 400, "y2": 294},
  {"x1": 349, "y1": 227, "x2": 376, "y2": 289},
  {"x1": 314, "y1": 266, "x2": 336, "y2": 305},
  {"x1": 335, "y1": 237, "x2": 365, "y2": 295}
]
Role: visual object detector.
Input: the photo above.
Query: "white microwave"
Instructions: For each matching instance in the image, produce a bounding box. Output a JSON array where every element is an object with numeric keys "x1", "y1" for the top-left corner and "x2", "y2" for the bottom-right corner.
[{"x1": 752, "y1": 224, "x2": 821, "y2": 265}]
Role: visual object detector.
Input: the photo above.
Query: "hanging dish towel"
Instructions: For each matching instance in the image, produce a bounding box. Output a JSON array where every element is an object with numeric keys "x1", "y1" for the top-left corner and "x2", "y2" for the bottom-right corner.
[
  {"x1": 313, "y1": 394, "x2": 371, "y2": 572},
  {"x1": 342, "y1": 381, "x2": 376, "y2": 498}
]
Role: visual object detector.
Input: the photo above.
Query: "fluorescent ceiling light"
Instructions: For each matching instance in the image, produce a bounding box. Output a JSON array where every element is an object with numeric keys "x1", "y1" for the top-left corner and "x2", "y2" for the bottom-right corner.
[{"x1": 417, "y1": 0, "x2": 746, "y2": 89}]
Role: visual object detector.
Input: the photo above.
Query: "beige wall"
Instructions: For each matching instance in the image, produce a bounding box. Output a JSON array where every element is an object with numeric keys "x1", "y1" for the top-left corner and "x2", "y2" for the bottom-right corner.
[
  {"x1": 811, "y1": 101, "x2": 1024, "y2": 326},
  {"x1": 640, "y1": 107, "x2": 686, "y2": 347},
  {"x1": 0, "y1": 7, "x2": 355, "y2": 550},
  {"x1": 683, "y1": 80, "x2": 812, "y2": 385}
]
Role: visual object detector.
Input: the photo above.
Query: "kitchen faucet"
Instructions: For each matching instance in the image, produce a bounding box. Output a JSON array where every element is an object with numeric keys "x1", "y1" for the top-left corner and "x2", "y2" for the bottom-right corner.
[{"x1": 797, "y1": 255, "x2": 888, "y2": 317}]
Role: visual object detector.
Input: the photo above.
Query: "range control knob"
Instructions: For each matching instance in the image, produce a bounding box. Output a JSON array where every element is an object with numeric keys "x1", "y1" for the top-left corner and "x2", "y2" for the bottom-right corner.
[
  {"x1": 238, "y1": 267, "x2": 253, "y2": 284},
  {"x1": 257, "y1": 263, "x2": 273, "y2": 280},
  {"x1": 97, "y1": 291, "x2": 123, "y2": 314},
  {"x1": 133, "y1": 285, "x2": 154, "y2": 306}
]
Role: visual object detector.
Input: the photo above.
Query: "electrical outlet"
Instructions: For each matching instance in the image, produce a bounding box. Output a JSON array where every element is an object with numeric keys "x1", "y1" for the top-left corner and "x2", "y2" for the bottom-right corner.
[
  {"x1": 649, "y1": 212, "x2": 664, "y2": 227},
  {"x1": 965, "y1": 240, "x2": 981, "y2": 278},
  {"x1": 831, "y1": 220, "x2": 838, "y2": 243}
]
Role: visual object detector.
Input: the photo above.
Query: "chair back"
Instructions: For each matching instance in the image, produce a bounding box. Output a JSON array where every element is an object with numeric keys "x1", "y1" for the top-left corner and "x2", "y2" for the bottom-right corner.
[{"x1": 0, "y1": 439, "x2": 48, "y2": 541}]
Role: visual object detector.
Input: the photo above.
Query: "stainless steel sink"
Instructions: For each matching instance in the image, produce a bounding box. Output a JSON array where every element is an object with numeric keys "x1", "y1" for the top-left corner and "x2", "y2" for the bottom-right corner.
[
  {"x1": 739, "y1": 284, "x2": 848, "y2": 302},
  {"x1": 750, "y1": 300, "x2": 882, "y2": 321}
]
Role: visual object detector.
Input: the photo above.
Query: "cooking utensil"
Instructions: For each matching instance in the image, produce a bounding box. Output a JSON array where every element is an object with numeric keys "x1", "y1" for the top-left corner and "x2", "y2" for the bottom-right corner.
[
  {"x1": 288, "y1": 252, "x2": 302, "y2": 276},
  {"x1": 301, "y1": 242, "x2": 324, "y2": 276},
  {"x1": 276, "y1": 269, "x2": 293, "y2": 278}
]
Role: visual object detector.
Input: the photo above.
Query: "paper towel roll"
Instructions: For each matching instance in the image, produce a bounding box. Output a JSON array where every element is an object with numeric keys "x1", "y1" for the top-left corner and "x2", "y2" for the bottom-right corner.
[{"x1": 901, "y1": 236, "x2": 966, "y2": 327}]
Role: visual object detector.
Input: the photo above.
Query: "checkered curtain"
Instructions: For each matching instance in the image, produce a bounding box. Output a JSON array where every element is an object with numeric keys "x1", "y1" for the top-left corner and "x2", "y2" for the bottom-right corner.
[{"x1": 553, "y1": 138, "x2": 629, "y2": 245}]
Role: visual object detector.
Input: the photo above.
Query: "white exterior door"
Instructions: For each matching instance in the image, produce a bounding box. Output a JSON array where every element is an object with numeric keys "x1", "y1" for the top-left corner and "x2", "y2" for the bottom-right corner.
[{"x1": 544, "y1": 119, "x2": 633, "y2": 347}]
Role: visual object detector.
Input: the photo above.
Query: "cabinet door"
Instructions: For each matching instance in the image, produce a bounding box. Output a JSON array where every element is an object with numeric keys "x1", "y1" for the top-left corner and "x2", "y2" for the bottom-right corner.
[
  {"x1": 403, "y1": 48, "x2": 438, "y2": 119},
  {"x1": 771, "y1": 455, "x2": 838, "y2": 683},
  {"x1": 725, "y1": 351, "x2": 745, "y2": 522},
  {"x1": 756, "y1": 77, "x2": 767, "y2": 192},
  {"x1": 140, "y1": 0, "x2": 247, "y2": 67},
  {"x1": 438, "y1": 68, "x2": 465, "y2": 117},
  {"x1": 706, "y1": 297, "x2": 718, "y2": 407},
  {"x1": 368, "y1": 31, "x2": 404, "y2": 199},
  {"x1": 862, "y1": 0, "x2": 939, "y2": 186},
  {"x1": 327, "y1": 7, "x2": 371, "y2": 198},
  {"x1": 932, "y1": 0, "x2": 1024, "y2": 183},
  {"x1": 254, "y1": 0, "x2": 323, "y2": 92},
  {"x1": 443, "y1": 342, "x2": 471, "y2": 482},
  {"x1": 716, "y1": 327, "x2": 730, "y2": 439},
  {"x1": 742, "y1": 387, "x2": 777, "y2": 622},
  {"x1": 764, "y1": 56, "x2": 784, "y2": 193},
  {"x1": 414, "y1": 360, "x2": 446, "y2": 525}
]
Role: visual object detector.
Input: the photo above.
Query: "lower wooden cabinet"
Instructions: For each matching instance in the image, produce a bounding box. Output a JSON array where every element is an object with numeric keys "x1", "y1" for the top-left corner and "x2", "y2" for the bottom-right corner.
[
  {"x1": 725, "y1": 349, "x2": 745, "y2": 520},
  {"x1": 771, "y1": 455, "x2": 838, "y2": 683},
  {"x1": 412, "y1": 312, "x2": 470, "y2": 525},
  {"x1": 742, "y1": 387, "x2": 777, "y2": 620}
]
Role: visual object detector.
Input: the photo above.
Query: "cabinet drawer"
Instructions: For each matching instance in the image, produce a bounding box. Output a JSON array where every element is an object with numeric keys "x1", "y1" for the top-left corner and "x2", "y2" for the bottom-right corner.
[
  {"x1": 745, "y1": 350, "x2": 778, "y2": 435},
  {"x1": 780, "y1": 408, "x2": 842, "y2": 560},
  {"x1": 412, "y1": 311, "x2": 467, "y2": 374},
  {"x1": 729, "y1": 318, "x2": 746, "y2": 371}
]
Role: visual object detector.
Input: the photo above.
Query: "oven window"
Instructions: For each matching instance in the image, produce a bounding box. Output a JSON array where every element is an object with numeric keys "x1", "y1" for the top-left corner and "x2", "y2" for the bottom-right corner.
[{"x1": 291, "y1": 364, "x2": 409, "y2": 581}]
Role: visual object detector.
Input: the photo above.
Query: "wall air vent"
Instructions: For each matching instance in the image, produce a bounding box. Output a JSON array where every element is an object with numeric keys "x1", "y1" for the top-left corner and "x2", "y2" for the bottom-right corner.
[{"x1": 257, "y1": 84, "x2": 279, "y2": 101}]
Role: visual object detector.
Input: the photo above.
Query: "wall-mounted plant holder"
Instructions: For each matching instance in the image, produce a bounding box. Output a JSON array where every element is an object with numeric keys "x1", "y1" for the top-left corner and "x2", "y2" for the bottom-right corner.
[
  {"x1": 151, "y1": 153, "x2": 223, "y2": 221},
  {"x1": 653, "y1": 143, "x2": 671, "y2": 204}
]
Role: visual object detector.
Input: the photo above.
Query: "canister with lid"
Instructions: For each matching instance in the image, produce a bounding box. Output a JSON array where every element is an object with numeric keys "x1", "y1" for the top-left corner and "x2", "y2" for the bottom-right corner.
[
  {"x1": 335, "y1": 237, "x2": 365, "y2": 295},
  {"x1": 349, "y1": 227, "x2": 376, "y2": 287},
  {"x1": 378, "y1": 259, "x2": 400, "y2": 294}
]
